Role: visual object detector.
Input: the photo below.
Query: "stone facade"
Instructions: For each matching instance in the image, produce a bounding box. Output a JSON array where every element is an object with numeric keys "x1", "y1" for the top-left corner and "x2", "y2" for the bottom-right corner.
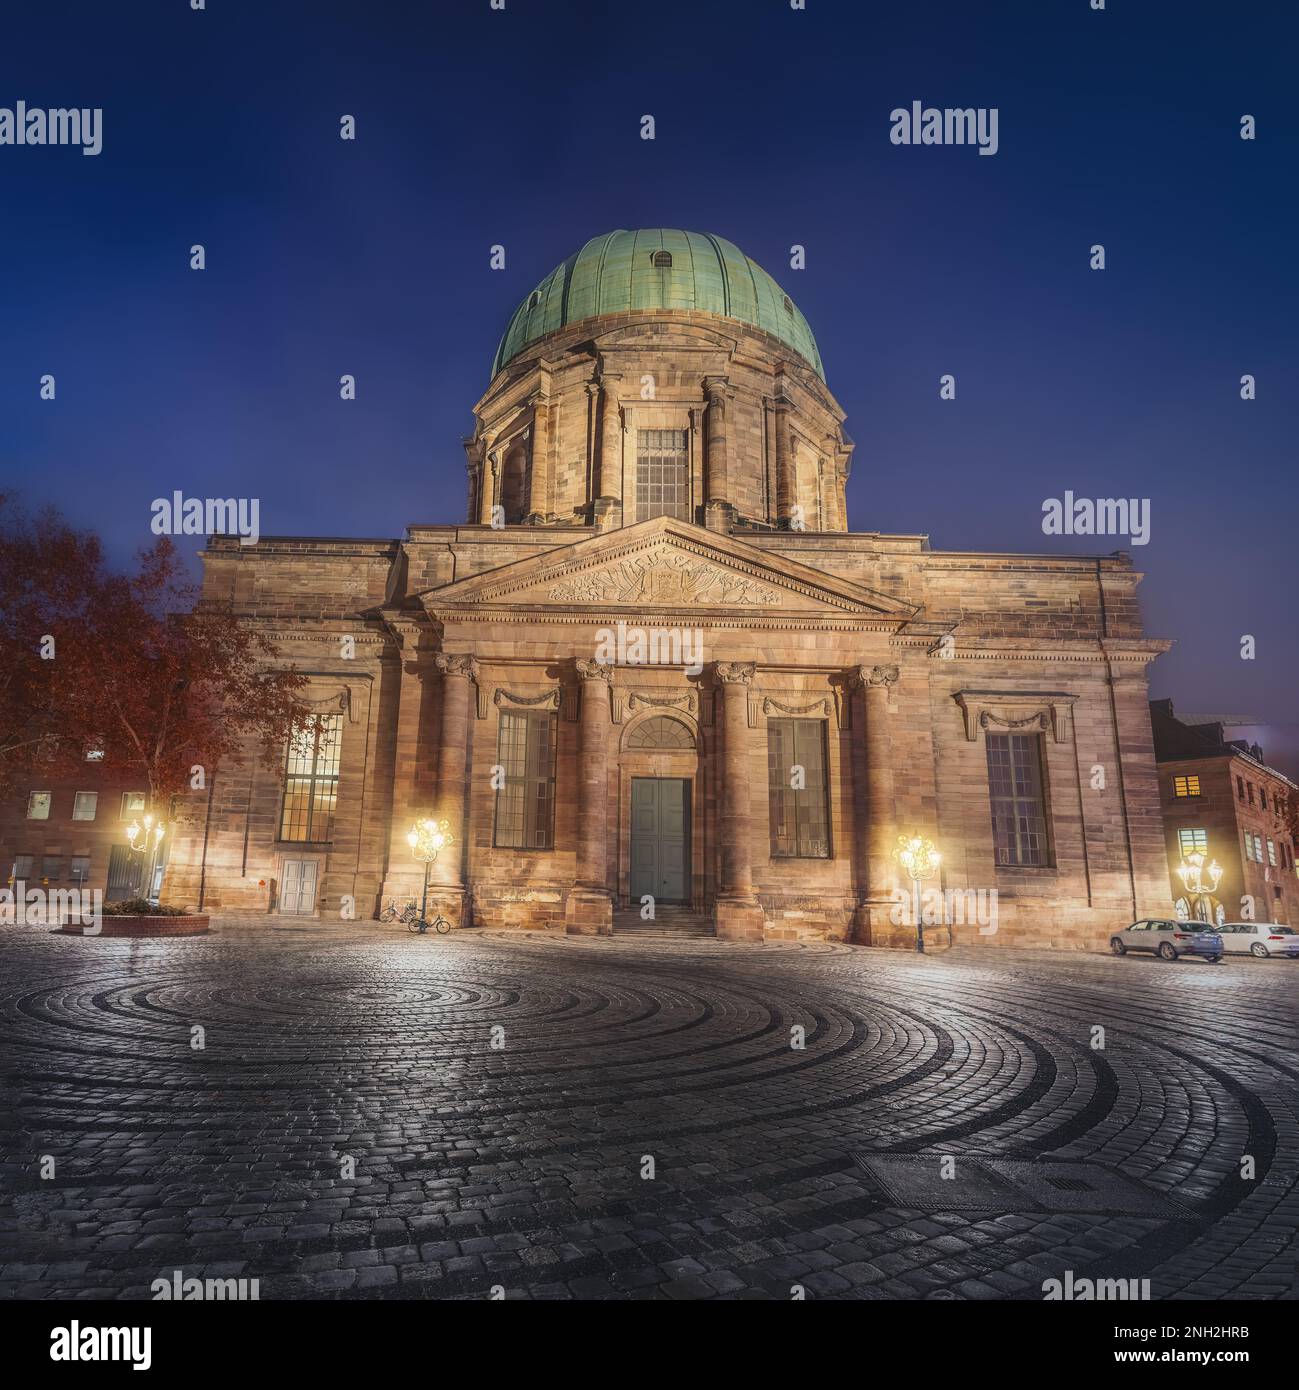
[{"x1": 156, "y1": 230, "x2": 1176, "y2": 949}]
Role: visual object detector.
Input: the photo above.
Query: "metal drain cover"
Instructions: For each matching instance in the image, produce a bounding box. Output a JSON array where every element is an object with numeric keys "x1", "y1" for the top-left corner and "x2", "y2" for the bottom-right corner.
[
  {"x1": 851, "y1": 1154, "x2": 1027, "y2": 1211},
  {"x1": 851, "y1": 1153, "x2": 1193, "y2": 1218}
]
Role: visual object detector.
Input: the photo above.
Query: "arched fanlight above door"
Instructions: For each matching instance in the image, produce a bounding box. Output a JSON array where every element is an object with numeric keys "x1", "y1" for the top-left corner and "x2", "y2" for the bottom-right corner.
[{"x1": 627, "y1": 715, "x2": 695, "y2": 750}]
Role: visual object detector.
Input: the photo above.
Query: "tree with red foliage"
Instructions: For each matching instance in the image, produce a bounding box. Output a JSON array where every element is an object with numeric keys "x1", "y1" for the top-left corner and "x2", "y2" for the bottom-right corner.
[
  {"x1": 0, "y1": 495, "x2": 312, "y2": 813},
  {"x1": 0, "y1": 495, "x2": 105, "y2": 792}
]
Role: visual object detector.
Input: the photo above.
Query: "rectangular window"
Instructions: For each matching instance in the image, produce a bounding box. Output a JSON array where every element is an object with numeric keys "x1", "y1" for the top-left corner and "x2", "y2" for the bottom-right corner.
[
  {"x1": 1267, "y1": 838, "x2": 1277, "y2": 867},
  {"x1": 767, "y1": 718, "x2": 830, "y2": 859},
  {"x1": 1246, "y1": 783, "x2": 1255, "y2": 806},
  {"x1": 1237, "y1": 775, "x2": 1245, "y2": 801},
  {"x1": 70, "y1": 856, "x2": 90, "y2": 883},
  {"x1": 985, "y1": 733, "x2": 1052, "y2": 867},
  {"x1": 1245, "y1": 831, "x2": 1256, "y2": 863},
  {"x1": 279, "y1": 714, "x2": 342, "y2": 843},
  {"x1": 1172, "y1": 775, "x2": 1201, "y2": 798},
  {"x1": 42, "y1": 856, "x2": 61, "y2": 881},
  {"x1": 493, "y1": 710, "x2": 557, "y2": 849},
  {"x1": 12, "y1": 854, "x2": 33, "y2": 880},
  {"x1": 72, "y1": 791, "x2": 98, "y2": 821},
  {"x1": 635, "y1": 428, "x2": 690, "y2": 522},
  {"x1": 1178, "y1": 827, "x2": 1208, "y2": 856},
  {"x1": 27, "y1": 792, "x2": 51, "y2": 820},
  {"x1": 1260, "y1": 788, "x2": 1268, "y2": 810},
  {"x1": 120, "y1": 791, "x2": 146, "y2": 819},
  {"x1": 1254, "y1": 833, "x2": 1264, "y2": 862}
]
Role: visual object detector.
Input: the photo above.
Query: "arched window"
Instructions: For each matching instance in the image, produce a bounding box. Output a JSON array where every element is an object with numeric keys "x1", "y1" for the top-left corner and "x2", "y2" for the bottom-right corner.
[
  {"x1": 651, "y1": 250, "x2": 673, "y2": 269},
  {"x1": 499, "y1": 442, "x2": 528, "y2": 523},
  {"x1": 628, "y1": 716, "x2": 695, "y2": 750}
]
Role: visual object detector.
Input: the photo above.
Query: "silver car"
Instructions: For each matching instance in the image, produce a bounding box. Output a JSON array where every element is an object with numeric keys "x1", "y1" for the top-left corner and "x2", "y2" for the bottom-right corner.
[
  {"x1": 1217, "y1": 921, "x2": 1299, "y2": 959},
  {"x1": 1109, "y1": 918, "x2": 1223, "y2": 962}
]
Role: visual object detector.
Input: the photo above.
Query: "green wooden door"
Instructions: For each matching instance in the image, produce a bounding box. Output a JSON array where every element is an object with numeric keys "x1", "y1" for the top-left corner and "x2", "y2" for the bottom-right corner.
[{"x1": 630, "y1": 778, "x2": 690, "y2": 904}]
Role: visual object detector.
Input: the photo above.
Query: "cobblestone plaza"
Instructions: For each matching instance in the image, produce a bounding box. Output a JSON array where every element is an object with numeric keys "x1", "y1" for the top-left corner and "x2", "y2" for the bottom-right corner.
[{"x1": 2, "y1": 922, "x2": 1295, "y2": 1301}]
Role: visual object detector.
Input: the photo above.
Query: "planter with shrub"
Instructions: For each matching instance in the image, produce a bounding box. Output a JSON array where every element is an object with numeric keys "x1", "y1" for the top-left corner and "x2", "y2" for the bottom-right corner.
[{"x1": 59, "y1": 898, "x2": 210, "y2": 938}]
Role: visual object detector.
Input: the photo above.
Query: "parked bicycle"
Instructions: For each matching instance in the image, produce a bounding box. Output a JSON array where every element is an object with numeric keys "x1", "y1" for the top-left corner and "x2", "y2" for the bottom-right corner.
[
  {"x1": 409, "y1": 911, "x2": 451, "y2": 935},
  {"x1": 379, "y1": 898, "x2": 418, "y2": 924}
]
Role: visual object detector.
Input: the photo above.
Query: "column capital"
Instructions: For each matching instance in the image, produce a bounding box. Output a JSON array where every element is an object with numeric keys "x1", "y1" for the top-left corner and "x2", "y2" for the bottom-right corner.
[
  {"x1": 702, "y1": 374, "x2": 730, "y2": 400},
  {"x1": 851, "y1": 663, "x2": 899, "y2": 690},
  {"x1": 575, "y1": 658, "x2": 613, "y2": 684},
  {"x1": 434, "y1": 652, "x2": 479, "y2": 681},
  {"x1": 714, "y1": 660, "x2": 756, "y2": 687}
]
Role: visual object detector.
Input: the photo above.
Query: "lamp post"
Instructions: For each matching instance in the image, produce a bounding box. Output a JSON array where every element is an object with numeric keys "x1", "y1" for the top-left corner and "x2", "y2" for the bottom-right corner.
[
  {"x1": 406, "y1": 818, "x2": 452, "y2": 925},
  {"x1": 1176, "y1": 848, "x2": 1223, "y2": 924},
  {"x1": 125, "y1": 812, "x2": 166, "y2": 903},
  {"x1": 893, "y1": 833, "x2": 941, "y2": 954}
]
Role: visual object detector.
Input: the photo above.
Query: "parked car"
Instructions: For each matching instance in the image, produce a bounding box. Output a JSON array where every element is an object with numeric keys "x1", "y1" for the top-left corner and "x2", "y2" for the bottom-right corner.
[
  {"x1": 1216, "y1": 921, "x2": 1299, "y2": 959},
  {"x1": 1109, "y1": 919, "x2": 1223, "y2": 962}
]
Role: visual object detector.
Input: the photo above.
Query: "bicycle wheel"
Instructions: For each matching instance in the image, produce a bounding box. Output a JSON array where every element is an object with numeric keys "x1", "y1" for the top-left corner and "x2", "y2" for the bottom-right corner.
[
  {"x1": 434, "y1": 916, "x2": 451, "y2": 935},
  {"x1": 407, "y1": 914, "x2": 422, "y2": 933}
]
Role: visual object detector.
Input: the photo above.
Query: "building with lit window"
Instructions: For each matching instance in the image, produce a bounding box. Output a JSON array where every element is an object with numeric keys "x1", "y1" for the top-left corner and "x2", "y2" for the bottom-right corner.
[
  {"x1": 160, "y1": 229, "x2": 1176, "y2": 946},
  {"x1": 1150, "y1": 698, "x2": 1299, "y2": 926}
]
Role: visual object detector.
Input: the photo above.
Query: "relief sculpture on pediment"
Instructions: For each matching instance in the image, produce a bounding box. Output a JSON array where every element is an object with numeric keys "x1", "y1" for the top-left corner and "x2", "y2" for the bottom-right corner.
[{"x1": 547, "y1": 548, "x2": 780, "y2": 606}]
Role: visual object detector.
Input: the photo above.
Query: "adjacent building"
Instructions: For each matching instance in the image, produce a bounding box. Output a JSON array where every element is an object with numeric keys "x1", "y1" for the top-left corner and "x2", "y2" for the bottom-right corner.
[
  {"x1": 138, "y1": 229, "x2": 1176, "y2": 946},
  {"x1": 0, "y1": 770, "x2": 159, "y2": 904},
  {"x1": 1151, "y1": 698, "x2": 1299, "y2": 926}
]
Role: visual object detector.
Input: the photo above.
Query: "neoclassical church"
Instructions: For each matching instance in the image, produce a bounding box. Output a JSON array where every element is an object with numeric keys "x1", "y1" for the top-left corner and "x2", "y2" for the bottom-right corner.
[{"x1": 166, "y1": 229, "x2": 1175, "y2": 946}]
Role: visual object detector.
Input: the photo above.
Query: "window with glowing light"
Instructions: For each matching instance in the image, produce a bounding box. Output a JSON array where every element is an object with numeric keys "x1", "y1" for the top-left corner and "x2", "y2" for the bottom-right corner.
[
  {"x1": 768, "y1": 718, "x2": 830, "y2": 859},
  {"x1": 493, "y1": 709, "x2": 556, "y2": 849},
  {"x1": 279, "y1": 714, "x2": 342, "y2": 843},
  {"x1": 120, "y1": 792, "x2": 146, "y2": 820},
  {"x1": 72, "y1": 791, "x2": 98, "y2": 821},
  {"x1": 1178, "y1": 827, "x2": 1208, "y2": 856},
  {"x1": 1172, "y1": 775, "x2": 1201, "y2": 798},
  {"x1": 985, "y1": 733, "x2": 1052, "y2": 867},
  {"x1": 26, "y1": 792, "x2": 51, "y2": 821}
]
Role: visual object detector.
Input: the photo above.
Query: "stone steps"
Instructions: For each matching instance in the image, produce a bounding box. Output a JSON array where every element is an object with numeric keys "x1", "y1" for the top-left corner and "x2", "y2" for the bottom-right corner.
[{"x1": 612, "y1": 908, "x2": 715, "y2": 939}]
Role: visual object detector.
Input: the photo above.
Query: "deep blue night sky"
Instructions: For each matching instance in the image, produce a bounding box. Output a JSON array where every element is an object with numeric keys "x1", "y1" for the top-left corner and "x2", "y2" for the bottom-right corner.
[{"x1": 1, "y1": 1, "x2": 1295, "y2": 767}]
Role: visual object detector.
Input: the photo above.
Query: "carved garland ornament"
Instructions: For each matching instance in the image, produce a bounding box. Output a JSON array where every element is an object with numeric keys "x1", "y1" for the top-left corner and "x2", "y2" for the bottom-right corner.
[
  {"x1": 627, "y1": 690, "x2": 699, "y2": 716},
  {"x1": 762, "y1": 696, "x2": 831, "y2": 719}
]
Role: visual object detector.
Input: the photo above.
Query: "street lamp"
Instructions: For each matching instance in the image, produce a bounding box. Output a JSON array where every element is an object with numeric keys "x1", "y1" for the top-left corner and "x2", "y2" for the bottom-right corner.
[
  {"x1": 406, "y1": 818, "x2": 453, "y2": 925},
  {"x1": 125, "y1": 812, "x2": 166, "y2": 902},
  {"x1": 893, "y1": 833, "x2": 941, "y2": 954},
  {"x1": 1176, "y1": 848, "x2": 1223, "y2": 924}
]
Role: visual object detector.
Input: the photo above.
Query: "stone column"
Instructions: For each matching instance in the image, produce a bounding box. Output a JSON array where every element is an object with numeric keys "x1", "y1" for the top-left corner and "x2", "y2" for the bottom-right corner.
[
  {"x1": 851, "y1": 663, "x2": 899, "y2": 942},
  {"x1": 595, "y1": 375, "x2": 623, "y2": 529},
  {"x1": 477, "y1": 448, "x2": 497, "y2": 526},
  {"x1": 566, "y1": 660, "x2": 613, "y2": 935},
  {"x1": 380, "y1": 619, "x2": 434, "y2": 912},
  {"x1": 430, "y1": 652, "x2": 477, "y2": 925},
  {"x1": 713, "y1": 661, "x2": 765, "y2": 940},
  {"x1": 527, "y1": 399, "x2": 549, "y2": 522},
  {"x1": 703, "y1": 376, "x2": 733, "y2": 533},
  {"x1": 774, "y1": 395, "x2": 797, "y2": 528}
]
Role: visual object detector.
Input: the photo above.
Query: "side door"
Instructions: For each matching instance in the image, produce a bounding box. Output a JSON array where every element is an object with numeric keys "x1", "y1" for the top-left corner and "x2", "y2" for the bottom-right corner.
[
  {"x1": 1124, "y1": 920, "x2": 1150, "y2": 952},
  {"x1": 280, "y1": 859, "x2": 318, "y2": 916}
]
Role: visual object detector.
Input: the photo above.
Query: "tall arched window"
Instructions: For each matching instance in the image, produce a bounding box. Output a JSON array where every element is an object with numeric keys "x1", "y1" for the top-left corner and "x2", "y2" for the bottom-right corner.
[{"x1": 499, "y1": 442, "x2": 528, "y2": 522}]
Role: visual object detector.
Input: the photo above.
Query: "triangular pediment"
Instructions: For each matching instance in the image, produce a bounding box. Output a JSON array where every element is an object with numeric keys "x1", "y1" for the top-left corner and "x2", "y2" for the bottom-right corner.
[{"x1": 423, "y1": 517, "x2": 916, "y2": 620}]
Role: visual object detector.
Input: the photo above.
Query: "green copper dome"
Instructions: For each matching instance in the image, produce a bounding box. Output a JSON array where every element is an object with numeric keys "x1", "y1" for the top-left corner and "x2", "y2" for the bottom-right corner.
[{"x1": 492, "y1": 229, "x2": 824, "y2": 380}]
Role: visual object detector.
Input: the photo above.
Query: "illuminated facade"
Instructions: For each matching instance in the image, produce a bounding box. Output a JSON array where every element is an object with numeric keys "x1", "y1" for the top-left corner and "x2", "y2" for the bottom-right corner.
[{"x1": 162, "y1": 230, "x2": 1175, "y2": 947}]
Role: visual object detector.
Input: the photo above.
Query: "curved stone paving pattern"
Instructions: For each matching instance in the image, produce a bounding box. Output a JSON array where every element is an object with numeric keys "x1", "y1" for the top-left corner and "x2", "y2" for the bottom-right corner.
[{"x1": 0, "y1": 922, "x2": 1295, "y2": 1299}]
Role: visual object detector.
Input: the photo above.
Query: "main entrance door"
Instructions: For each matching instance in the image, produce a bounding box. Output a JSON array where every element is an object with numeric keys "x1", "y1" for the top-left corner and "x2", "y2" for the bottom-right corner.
[{"x1": 630, "y1": 777, "x2": 690, "y2": 904}]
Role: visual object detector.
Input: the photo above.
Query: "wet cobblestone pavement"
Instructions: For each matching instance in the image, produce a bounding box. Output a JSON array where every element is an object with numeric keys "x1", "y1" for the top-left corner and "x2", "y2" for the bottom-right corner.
[{"x1": 2, "y1": 921, "x2": 1296, "y2": 1299}]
